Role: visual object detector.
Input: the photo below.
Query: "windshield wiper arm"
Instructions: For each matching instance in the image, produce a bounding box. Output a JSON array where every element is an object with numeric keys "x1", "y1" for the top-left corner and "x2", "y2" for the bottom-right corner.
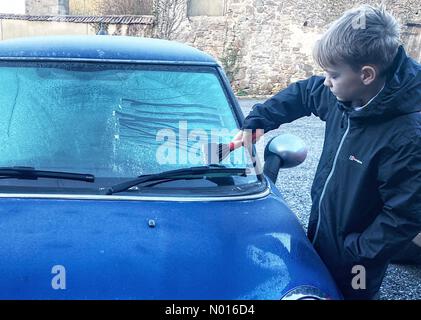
[
  {"x1": 104, "y1": 165, "x2": 249, "y2": 195},
  {"x1": 0, "y1": 166, "x2": 95, "y2": 182}
]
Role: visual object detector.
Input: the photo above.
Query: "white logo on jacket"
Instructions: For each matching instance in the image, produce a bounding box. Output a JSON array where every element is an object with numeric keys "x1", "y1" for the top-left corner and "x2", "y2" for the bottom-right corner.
[{"x1": 349, "y1": 155, "x2": 363, "y2": 165}]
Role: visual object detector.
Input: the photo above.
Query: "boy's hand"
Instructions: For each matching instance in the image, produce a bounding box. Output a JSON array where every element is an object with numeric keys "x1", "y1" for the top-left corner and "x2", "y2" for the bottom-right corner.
[
  {"x1": 232, "y1": 129, "x2": 264, "y2": 149},
  {"x1": 231, "y1": 129, "x2": 264, "y2": 165}
]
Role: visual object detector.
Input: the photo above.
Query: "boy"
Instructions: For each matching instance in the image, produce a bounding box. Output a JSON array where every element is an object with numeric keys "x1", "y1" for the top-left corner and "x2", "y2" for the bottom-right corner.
[{"x1": 234, "y1": 5, "x2": 421, "y2": 299}]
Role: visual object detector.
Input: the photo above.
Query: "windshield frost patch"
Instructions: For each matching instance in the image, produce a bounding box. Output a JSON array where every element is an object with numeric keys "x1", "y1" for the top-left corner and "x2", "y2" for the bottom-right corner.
[
  {"x1": 240, "y1": 245, "x2": 290, "y2": 299},
  {"x1": 0, "y1": 64, "x2": 253, "y2": 180}
]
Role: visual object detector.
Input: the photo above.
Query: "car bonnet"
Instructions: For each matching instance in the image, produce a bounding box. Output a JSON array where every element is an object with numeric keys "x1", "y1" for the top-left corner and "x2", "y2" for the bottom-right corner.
[{"x1": 0, "y1": 193, "x2": 341, "y2": 299}]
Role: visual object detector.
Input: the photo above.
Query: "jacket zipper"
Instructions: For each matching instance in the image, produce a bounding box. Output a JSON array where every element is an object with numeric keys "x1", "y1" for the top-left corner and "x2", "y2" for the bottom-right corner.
[
  {"x1": 340, "y1": 111, "x2": 346, "y2": 128},
  {"x1": 312, "y1": 116, "x2": 351, "y2": 245}
]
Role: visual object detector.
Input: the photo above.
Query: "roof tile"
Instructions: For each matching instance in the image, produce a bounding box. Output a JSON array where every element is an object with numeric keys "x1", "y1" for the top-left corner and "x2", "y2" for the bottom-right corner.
[{"x1": 0, "y1": 14, "x2": 155, "y2": 25}]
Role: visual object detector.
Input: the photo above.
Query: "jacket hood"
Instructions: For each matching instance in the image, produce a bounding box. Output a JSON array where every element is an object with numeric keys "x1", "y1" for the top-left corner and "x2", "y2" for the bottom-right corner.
[{"x1": 342, "y1": 46, "x2": 421, "y2": 120}]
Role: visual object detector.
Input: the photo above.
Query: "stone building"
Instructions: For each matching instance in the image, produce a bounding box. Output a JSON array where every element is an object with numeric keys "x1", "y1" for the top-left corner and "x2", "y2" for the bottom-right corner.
[
  {"x1": 3, "y1": 0, "x2": 420, "y2": 95},
  {"x1": 176, "y1": 0, "x2": 420, "y2": 95}
]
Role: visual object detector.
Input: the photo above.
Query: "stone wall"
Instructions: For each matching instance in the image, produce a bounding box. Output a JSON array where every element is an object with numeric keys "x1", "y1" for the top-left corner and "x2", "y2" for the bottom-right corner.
[
  {"x1": 175, "y1": 0, "x2": 421, "y2": 95},
  {"x1": 404, "y1": 24, "x2": 421, "y2": 61},
  {"x1": 1, "y1": 20, "x2": 88, "y2": 39},
  {"x1": 0, "y1": 15, "x2": 155, "y2": 40},
  {"x1": 9, "y1": 0, "x2": 421, "y2": 95}
]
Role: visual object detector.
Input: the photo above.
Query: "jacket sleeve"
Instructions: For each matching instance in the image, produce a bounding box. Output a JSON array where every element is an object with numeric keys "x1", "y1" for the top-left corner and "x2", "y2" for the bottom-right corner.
[
  {"x1": 344, "y1": 136, "x2": 421, "y2": 265},
  {"x1": 241, "y1": 76, "x2": 334, "y2": 132}
]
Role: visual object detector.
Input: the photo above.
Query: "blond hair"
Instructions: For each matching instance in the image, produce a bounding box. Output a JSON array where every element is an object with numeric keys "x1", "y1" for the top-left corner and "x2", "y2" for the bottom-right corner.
[{"x1": 313, "y1": 4, "x2": 401, "y2": 75}]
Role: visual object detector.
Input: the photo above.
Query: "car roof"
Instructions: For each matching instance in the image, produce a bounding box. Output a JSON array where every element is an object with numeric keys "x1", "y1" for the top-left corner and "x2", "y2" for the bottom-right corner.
[{"x1": 0, "y1": 35, "x2": 218, "y2": 66}]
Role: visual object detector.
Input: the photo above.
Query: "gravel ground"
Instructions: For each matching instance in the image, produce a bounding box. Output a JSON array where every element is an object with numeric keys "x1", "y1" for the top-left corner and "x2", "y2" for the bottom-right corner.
[{"x1": 238, "y1": 98, "x2": 421, "y2": 300}]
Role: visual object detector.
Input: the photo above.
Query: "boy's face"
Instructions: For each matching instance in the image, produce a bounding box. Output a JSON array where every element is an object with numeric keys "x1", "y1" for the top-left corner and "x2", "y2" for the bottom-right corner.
[{"x1": 323, "y1": 63, "x2": 367, "y2": 104}]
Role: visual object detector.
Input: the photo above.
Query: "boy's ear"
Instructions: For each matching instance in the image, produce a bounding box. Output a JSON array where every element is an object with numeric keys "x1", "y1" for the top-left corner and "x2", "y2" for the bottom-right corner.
[{"x1": 360, "y1": 66, "x2": 377, "y2": 85}]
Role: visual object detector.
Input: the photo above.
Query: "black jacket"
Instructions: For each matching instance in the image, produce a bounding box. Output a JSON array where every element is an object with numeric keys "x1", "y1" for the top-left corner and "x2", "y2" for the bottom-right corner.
[{"x1": 242, "y1": 46, "x2": 421, "y2": 299}]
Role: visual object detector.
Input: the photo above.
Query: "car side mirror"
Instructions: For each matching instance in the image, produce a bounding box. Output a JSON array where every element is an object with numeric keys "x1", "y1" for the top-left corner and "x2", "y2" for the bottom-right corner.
[{"x1": 263, "y1": 134, "x2": 308, "y2": 183}]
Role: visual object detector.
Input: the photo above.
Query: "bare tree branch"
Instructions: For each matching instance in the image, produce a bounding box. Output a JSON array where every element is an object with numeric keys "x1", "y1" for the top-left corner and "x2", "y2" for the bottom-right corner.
[{"x1": 154, "y1": 0, "x2": 186, "y2": 40}]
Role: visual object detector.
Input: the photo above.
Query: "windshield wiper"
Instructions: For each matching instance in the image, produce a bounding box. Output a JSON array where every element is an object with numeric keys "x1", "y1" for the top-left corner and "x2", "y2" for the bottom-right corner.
[
  {"x1": 0, "y1": 166, "x2": 95, "y2": 182},
  {"x1": 104, "y1": 165, "x2": 249, "y2": 195}
]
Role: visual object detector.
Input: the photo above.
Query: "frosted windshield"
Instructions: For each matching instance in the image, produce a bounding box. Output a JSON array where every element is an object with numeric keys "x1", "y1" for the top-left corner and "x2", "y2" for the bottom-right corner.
[{"x1": 0, "y1": 62, "x2": 251, "y2": 178}]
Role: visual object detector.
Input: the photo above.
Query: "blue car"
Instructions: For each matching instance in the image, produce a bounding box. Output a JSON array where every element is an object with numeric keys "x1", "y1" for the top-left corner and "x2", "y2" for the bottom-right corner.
[{"x1": 0, "y1": 35, "x2": 342, "y2": 300}]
